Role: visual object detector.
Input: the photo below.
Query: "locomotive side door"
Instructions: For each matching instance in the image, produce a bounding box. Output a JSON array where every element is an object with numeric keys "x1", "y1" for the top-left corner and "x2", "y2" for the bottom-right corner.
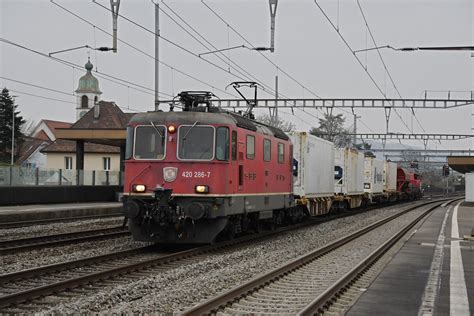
[{"x1": 237, "y1": 141, "x2": 245, "y2": 191}]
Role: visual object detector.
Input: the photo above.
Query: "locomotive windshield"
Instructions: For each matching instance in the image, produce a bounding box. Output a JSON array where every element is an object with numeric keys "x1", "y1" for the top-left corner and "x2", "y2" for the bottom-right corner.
[
  {"x1": 134, "y1": 125, "x2": 166, "y2": 159},
  {"x1": 178, "y1": 125, "x2": 214, "y2": 160}
]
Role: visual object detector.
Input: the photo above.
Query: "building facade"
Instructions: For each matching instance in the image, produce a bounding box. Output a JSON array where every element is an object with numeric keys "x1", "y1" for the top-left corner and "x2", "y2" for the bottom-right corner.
[{"x1": 40, "y1": 59, "x2": 125, "y2": 172}]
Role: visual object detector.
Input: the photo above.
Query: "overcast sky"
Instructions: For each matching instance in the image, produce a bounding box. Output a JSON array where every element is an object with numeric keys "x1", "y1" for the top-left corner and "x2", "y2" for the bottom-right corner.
[{"x1": 1, "y1": 0, "x2": 473, "y2": 151}]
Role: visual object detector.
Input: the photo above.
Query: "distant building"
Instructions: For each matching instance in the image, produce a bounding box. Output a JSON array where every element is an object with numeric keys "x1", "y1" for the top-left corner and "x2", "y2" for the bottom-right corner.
[
  {"x1": 16, "y1": 120, "x2": 72, "y2": 168},
  {"x1": 17, "y1": 136, "x2": 51, "y2": 169},
  {"x1": 41, "y1": 139, "x2": 121, "y2": 171},
  {"x1": 39, "y1": 59, "x2": 130, "y2": 172},
  {"x1": 75, "y1": 57, "x2": 102, "y2": 121},
  {"x1": 31, "y1": 120, "x2": 73, "y2": 142}
]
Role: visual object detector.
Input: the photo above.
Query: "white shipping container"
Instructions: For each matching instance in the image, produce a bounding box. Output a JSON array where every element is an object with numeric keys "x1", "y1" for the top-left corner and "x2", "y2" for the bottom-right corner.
[
  {"x1": 364, "y1": 157, "x2": 384, "y2": 194},
  {"x1": 383, "y1": 161, "x2": 397, "y2": 192},
  {"x1": 466, "y1": 173, "x2": 474, "y2": 202},
  {"x1": 334, "y1": 148, "x2": 364, "y2": 195},
  {"x1": 289, "y1": 132, "x2": 335, "y2": 198}
]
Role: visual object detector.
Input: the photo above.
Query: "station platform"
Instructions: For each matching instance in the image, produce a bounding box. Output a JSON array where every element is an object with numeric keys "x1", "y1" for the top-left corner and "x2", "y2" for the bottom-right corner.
[
  {"x1": 348, "y1": 200, "x2": 474, "y2": 315},
  {"x1": 0, "y1": 202, "x2": 123, "y2": 226}
]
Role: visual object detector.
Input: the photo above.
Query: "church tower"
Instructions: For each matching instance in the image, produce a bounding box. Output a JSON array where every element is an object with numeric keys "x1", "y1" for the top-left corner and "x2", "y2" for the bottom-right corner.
[{"x1": 75, "y1": 58, "x2": 102, "y2": 120}]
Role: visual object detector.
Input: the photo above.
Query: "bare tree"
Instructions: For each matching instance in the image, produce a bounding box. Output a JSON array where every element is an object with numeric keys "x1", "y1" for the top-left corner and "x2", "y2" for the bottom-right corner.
[
  {"x1": 257, "y1": 114, "x2": 296, "y2": 132},
  {"x1": 309, "y1": 113, "x2": 352, "y2": 148}
]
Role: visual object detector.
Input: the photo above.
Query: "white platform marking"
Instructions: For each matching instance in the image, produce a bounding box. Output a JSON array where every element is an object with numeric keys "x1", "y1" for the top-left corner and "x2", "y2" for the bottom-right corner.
[
  {"x1": 418, "y1": 206, "x2": 451, "y2": 316},
  {"x1": 450, "y1": 200, "x2": 470, "y2": 316}
]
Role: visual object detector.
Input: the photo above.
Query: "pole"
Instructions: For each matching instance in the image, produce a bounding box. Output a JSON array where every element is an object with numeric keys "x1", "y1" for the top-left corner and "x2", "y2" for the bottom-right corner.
[
  {"x1": 11, "y1": 103, "x2": 14, "y2": 165},
  {"x1": 353, "y1": 114, "x2": 361, "y2": 148},
  {"x1": 154, "y1": 1, "x2": 160, "y2": 110},
  {"x1": 110, "y1": 0, "x2": 120, "y2": 53},
  {"x1": 274, "y1": 75, "x2": 278, "y2": 125}
]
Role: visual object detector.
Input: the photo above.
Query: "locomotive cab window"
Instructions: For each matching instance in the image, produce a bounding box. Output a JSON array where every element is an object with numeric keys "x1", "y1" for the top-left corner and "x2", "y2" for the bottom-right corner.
[
  {"x1": 125, "y1": 126, "x2": 134, "y2": 160},
  {"x1": 216, "y1": 127, "x2": 229, "y2": 161},
  {"x1": 278, "y1": 143, "x2": 285, "y2": 164},
  {"x1": 246, "y1": 135, "x2": 255, "y2": 159},
  {"x1": 178, "y1": 125, "x2": 214, "y2": 160},
  {"x1": 263, "y1": 139, "x2": 271, "y2": 161},
  {"x1": 134, "y1": 125, "x2": 166, "y2": 160}
]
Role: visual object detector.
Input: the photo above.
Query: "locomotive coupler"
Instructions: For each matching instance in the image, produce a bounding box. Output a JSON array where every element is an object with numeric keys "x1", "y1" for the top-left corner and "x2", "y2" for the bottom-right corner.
[
  {"x1": 153, "y1": 187, "x2": 173, "y2": 204},
  {"x1": 151, "y1": 187, "x2": 182, "y2": 224}
]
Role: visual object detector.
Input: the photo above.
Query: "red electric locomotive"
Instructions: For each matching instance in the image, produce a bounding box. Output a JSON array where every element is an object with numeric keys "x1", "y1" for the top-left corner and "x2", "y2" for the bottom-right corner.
[
  {"x1": 396, "y1": 167, "x2": 422, "y2": 200},
  {"x1": 122, "y1": 92, "x2": 298, "y2": 243}
]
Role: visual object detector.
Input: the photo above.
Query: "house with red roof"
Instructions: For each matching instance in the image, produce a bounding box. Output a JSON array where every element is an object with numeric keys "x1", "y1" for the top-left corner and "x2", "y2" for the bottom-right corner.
[{"x1": 37, "y1": 59, "x2": 133, "y2": 173}]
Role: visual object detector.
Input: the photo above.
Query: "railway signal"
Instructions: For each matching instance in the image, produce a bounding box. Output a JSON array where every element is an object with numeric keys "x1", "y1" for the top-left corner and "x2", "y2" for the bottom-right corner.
[{"x1": 442, "y1": 165, "x2": 450, "y2": 177}]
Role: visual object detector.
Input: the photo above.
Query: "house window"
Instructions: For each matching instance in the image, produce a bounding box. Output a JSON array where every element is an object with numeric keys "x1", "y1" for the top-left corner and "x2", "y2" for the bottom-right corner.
[
  {"x1": 278, "y1": 143, "x2": 285, "y2": 164},
  {"x1": 246, "y1": 135, "x2": 255, "y2": 159},
  {"x1": 81, "y1": 95, "x2": 89, "y2": 108},
  {"x1": 263, "y1": 139, "x2": 271, "y2": 162},
  {"x1": 65, "y1": 156, "x2": 73, "y2": 170},
  {"x1": 103, "y1": 157, "x2": 111, "y2": 171}
]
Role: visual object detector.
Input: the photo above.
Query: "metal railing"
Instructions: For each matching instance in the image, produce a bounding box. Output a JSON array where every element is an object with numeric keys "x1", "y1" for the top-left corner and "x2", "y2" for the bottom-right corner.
[{"x1": 0, "y1": 166, "x2": 122, "y2": 186}]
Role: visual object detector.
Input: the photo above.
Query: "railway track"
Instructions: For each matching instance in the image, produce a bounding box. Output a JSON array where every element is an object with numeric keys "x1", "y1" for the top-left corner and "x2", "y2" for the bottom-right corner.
[
  {"x1": 0, "y1": 199, "x2": 450, "y2": 312},
  {"x1": 182, "y1": 199, "x2": 457, "y2": 315},
  {"x1": 0, "y1": 227, "x2": 130, "y2": 254}
]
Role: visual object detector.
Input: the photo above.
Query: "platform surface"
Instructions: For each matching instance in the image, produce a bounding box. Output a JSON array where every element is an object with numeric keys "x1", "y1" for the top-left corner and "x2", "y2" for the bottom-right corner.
[
  {"x1": 347, "y1": 200, "x2": 474, "y2": 316},
  {"x1": 0, "y1": 202, "x2": 123, "y2": 223}
]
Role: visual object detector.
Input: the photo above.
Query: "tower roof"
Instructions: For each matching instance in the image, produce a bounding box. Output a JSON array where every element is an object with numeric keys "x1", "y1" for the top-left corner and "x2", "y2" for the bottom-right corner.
[{"x1": 75, "y1": 58, "x2": 102, "y2": 94}]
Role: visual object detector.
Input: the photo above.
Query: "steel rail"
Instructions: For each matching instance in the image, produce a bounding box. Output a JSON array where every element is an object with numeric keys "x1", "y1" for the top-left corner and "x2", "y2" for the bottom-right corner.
[
  {"x1": 298, "y1": 201, "x2": 457, "y2": 314},
  {"x1": 0, "y1": 227, "x2": 130, "y2": 254},
  {"x1": 0, "y1": 246, "x2": 155, "y2": 284},
  {"x1": 0, "y1": 218, "x2": 326, "y2": 308},
  {"x1": 0, "y1": 199, "x2": 448, "y2": 310},
  {"x1": 182, "y1": 199, "x2": 453, "y2": 315}
]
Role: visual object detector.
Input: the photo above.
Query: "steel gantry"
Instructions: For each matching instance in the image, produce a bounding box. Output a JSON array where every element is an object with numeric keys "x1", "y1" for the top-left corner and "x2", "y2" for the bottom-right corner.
[
  {"x1": 315, "y1": 133, "x2": 472, "y2": 141},
  {"x1": 157, "y1": 98, "x2": 474, "y2": 110},
  {"x1": 367, "y1": 149, "x2": 474, "y2": 155}
]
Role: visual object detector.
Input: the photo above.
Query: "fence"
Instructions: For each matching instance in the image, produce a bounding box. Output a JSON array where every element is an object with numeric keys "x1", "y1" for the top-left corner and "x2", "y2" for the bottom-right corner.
[{"x1": 0, "y1": 166, "x2": 122, "y2": 186}]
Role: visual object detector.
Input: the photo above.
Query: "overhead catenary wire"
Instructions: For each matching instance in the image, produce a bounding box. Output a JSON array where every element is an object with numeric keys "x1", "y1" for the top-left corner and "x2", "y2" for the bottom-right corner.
[
  {"x1": 92, "y1": 0, "x2": 277, "y2": 97},
  {"x1": 159, "y1": 1, "x2": 278, "y2": 97},
  {"x1": 201, "y1": 0, "x2": 323, "y2": 99},
  {"x1": 1, "y1": 77, "x2": 75, "y2": 97},
  {"x1": 7, "y1": 89, "x2": 77, "y2": 104},
  {"x1": 201, "y1": 0, "x2": 377, "y2": 134},
  {"x1": 356, "y1": 0, "x2": 427, "y2": 135},
  {"x1": 312, "y1": 0, "x2": 425, "y2": 147},
  {"x1": 97, "y1": 0, "x2": 331, "y2": 122},
  {"x1": 0, "y1": 38, "x2": 173, "y2": 99},
  {"x1": 8, "y1": 88, "x2": 145, "y2": 113},
  {"x1": 50, "y1": 0, "x2": 236, "y2": 98}
]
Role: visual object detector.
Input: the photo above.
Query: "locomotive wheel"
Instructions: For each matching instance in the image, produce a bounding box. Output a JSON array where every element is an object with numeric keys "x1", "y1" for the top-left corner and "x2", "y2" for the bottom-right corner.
[{"x1": 225, "y1": 222, "x2": 236, "y2": 240}]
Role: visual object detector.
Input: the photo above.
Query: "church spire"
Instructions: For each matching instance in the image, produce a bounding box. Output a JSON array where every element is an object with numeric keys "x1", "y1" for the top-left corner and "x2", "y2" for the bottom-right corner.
[{"x1": 75, "y1": 58, "x2": 102, "y2": 120}]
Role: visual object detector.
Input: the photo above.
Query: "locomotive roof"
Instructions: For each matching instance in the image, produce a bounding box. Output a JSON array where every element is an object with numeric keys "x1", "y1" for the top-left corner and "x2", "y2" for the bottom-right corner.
[{"x1": 129, "y1": 111, "x2": 289, "y2": 141}]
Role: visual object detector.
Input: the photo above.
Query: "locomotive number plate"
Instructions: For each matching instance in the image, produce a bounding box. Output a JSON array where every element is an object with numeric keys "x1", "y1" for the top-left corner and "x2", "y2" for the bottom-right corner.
[{"x1": 182, "y1": 171, "x2": 211, "y2": 178}]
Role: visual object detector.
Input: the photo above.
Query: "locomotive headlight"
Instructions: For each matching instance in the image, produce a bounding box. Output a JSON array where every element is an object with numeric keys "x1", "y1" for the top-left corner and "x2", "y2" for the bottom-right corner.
[
  {"x1": 168, "y1": 125, "x2": 176, "y2": 133},
  {"x1": 133, "y1": 184, "x2": 147, "y2": 193},
  {"x1": 195, "y1": 185, "x2": 209, "y2": 193}
]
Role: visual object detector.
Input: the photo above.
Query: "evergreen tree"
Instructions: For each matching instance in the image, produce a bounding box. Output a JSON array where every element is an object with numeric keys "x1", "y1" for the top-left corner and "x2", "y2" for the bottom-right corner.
[
  {"x1": 0, "y1": 88, "x2": 26, "y2": 164},
  {"x1": 309, "y1": 113, "x2": 352, "y2": 148}
]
